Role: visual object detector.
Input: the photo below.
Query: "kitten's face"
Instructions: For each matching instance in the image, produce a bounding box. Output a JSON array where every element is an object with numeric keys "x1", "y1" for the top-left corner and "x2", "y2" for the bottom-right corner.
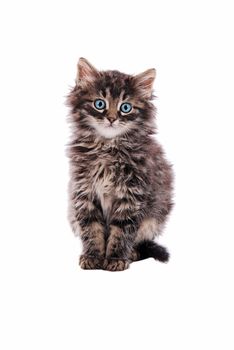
[{"x1": 68, "y1": 58, "x2": 156, "y2": 139}]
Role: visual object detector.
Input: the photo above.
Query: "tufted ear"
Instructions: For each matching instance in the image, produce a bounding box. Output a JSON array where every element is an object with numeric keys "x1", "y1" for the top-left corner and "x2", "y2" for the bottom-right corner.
[
  {"x1": 134, "y1": 68, "x2": 156, "y2": 99},
  {"x1": 76, "y1": 57, "x2": 99, "y2": 85}
]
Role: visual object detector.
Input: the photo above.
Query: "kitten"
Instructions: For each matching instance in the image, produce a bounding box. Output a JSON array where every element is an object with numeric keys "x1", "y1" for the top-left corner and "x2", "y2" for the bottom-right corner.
[{"x1": 67, "y1": 58, "x2": 173, "y2": 271}]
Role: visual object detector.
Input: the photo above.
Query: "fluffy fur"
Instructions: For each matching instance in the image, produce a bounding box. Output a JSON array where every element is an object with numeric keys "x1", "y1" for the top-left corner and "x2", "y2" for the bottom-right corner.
[{"x1": 67, "y1": 58, "x2": 173, "y2": 271}]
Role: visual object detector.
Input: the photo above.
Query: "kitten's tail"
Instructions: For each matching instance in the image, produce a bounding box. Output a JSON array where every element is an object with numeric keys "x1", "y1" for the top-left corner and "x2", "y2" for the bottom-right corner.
[{"x1": 135, "y1": 240, "x2": 170, "y2": 263}]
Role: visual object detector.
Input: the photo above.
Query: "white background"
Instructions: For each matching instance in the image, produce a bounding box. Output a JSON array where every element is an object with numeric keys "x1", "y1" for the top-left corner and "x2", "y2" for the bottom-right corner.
[{"x1": 0, "y1": 0, "x2": 233, "y2": 349}]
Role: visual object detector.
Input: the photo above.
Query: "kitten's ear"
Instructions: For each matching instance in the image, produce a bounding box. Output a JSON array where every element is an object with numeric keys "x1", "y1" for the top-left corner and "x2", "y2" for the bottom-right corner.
[
  {"x1": 134, "y1": 68, "x2": 156, "y2": 98},
  {"x1": 76, "y1": 58, "x2": 99, "y2": 85}
]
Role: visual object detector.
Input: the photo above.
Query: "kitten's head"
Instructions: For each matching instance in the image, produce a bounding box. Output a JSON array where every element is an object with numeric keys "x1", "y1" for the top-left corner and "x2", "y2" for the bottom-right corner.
[{"x1": 68, "y1": 58, "x2": 156, "y2": 139}]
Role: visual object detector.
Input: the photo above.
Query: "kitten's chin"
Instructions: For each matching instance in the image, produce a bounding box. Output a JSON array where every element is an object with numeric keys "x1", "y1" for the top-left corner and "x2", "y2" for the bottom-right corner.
[{"x1": 93, "y1": 124, "x2": 126, "y2": 139}]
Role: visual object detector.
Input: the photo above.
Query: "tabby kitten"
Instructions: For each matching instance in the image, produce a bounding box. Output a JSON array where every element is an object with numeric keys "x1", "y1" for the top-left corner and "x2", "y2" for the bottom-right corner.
[{"x1": 67, "y1": 58, "x2": 173, "y2": 271}]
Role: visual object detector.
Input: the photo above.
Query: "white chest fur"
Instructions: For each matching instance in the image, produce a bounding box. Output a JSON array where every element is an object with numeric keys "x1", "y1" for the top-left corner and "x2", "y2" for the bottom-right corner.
[{"x1": 91, "y1": 162, "x2": 114, "y2": 220}]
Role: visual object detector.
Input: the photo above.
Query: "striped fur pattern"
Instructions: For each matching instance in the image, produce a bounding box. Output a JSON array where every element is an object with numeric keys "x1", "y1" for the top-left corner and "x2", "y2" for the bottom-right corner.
[{"x1": 67, "y1": 58, "x2": 173, "y2": 271}]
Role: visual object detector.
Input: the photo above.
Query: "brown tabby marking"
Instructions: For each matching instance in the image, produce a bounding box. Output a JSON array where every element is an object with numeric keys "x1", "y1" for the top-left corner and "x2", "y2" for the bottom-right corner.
[{"x1": 106, "y1": 225, "x2": 124, "y2": 257}]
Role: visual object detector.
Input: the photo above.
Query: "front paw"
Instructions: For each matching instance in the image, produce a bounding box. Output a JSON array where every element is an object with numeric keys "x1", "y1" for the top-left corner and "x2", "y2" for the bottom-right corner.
[
  {"x1": 79, "y1": 255, "x2": 104, "y2": 270},
  {"x1": 103, "y1": 258, "x2": 130, "y2": 272}
]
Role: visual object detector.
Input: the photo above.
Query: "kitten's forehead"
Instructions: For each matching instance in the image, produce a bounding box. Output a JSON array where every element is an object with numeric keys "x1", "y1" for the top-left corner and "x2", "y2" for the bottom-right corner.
[{"x1": 95, "y1": 70, "x2": 134, "y2": 99}]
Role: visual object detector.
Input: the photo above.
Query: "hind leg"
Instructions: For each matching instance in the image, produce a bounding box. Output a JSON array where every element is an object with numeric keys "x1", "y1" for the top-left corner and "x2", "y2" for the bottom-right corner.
[
  {"x1": 135, "y1": 217, "x2": 160, "y2": 244},
  {"x1": 128, "y1": 218, "x2": 159, "y2": 263},
  {"x1": 133, "y1": 218, "x2": 169, "y2": 263}
]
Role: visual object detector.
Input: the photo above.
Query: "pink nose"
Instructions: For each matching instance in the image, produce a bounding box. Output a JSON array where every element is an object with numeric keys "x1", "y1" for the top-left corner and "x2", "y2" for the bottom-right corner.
[{"x1": 107, "y1": 116, "x2": 116, "y2": 124}]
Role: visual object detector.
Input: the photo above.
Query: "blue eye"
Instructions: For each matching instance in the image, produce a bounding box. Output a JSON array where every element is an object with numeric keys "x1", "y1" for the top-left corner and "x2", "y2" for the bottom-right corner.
[
  {"x1": 94, "y1": 99, "x2": 106, "y2": 110},
  {"x1": 120, "y1": 102, "x2": 132, "y2": 113}
]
